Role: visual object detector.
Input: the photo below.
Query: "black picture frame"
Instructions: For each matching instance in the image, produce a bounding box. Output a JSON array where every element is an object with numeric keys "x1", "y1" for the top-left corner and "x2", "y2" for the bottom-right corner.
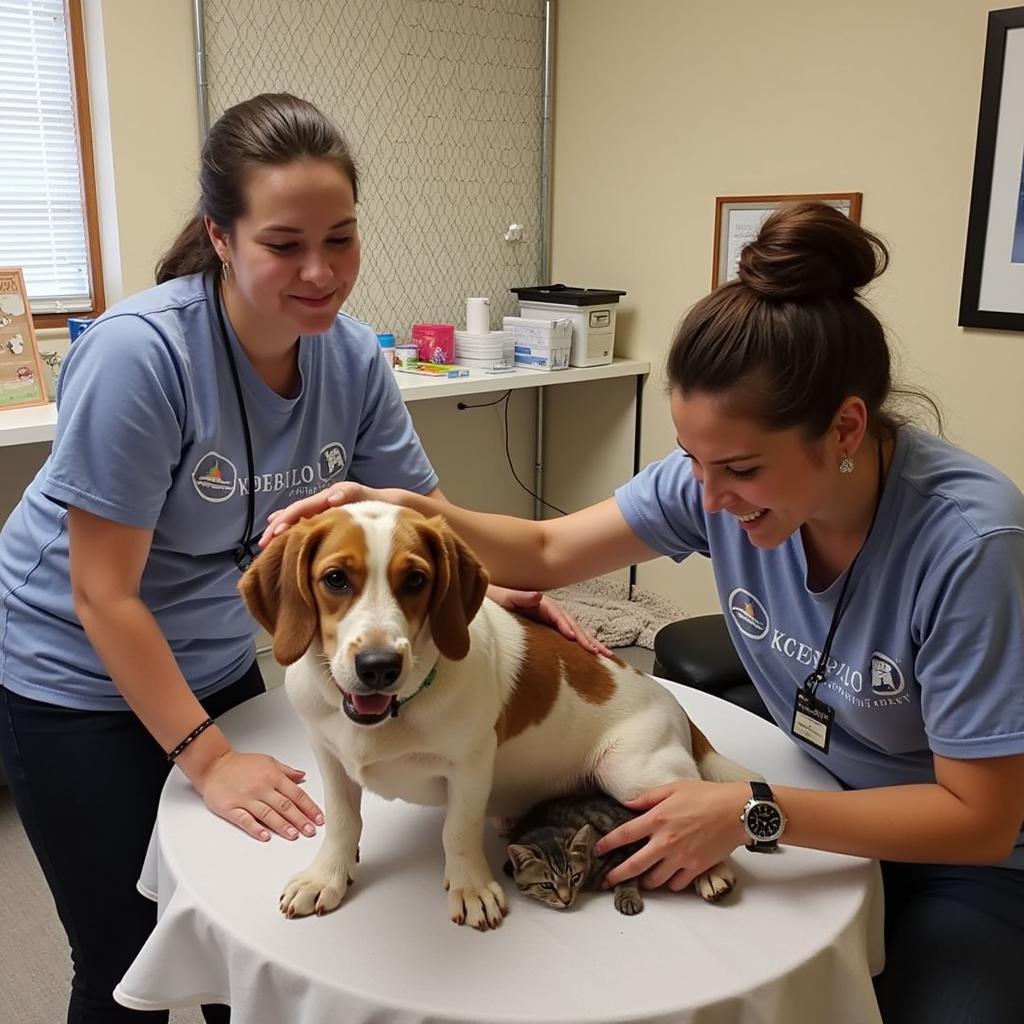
[{"x1": 959, "y1": 6, "x2": 1024, "y2": 332}]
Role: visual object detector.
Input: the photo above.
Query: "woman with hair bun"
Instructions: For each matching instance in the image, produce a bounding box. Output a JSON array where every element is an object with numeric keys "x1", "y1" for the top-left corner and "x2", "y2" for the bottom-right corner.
[{"x1": 271, "y1": 201, "x2": 1024, "y2": 1022}]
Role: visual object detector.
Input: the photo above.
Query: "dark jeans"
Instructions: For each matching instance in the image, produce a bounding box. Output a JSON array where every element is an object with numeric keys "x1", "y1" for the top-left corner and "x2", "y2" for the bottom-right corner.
[
  {"x1": 874, "y1": 860, "x2": 1024, "y2": 1023},
  {"x1": 0, "y1": 662, "x2": 266, "y2": 1024}
]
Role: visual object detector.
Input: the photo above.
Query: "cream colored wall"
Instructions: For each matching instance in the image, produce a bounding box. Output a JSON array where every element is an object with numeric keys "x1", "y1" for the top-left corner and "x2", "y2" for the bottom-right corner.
[
  {"x1": 549, "y1": 0, "x2": 1024, "y2": 615},
  {"x1": 84, "y1": 0, "x2": 201, "y2": 302}
]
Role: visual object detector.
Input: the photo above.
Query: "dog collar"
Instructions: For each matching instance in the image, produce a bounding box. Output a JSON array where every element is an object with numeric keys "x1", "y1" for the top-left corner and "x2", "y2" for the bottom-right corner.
[{"x1": 390, "y1": 665, "x2": 438, "y2": 718}]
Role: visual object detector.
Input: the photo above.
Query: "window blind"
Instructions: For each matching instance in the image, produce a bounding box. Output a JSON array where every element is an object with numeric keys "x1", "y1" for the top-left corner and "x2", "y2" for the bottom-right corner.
[{"x1": 0, "y1": 0, "x2": 93, "y2": 314}]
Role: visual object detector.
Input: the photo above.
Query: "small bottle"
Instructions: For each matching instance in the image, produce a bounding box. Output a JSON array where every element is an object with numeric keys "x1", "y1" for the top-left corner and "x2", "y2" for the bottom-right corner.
[{"x1": 376, "y1": 333, "x2": 396, "y2": 369}]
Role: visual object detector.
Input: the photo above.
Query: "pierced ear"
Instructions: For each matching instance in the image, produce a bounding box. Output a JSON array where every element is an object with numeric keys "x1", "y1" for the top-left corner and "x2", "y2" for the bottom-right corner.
[
  {"x1": 203, "y1": 214, "x2": 229, "y2": 261},
  {"x1": 507, "y1": 844, "x2": 540, "y2": 873},
  {"x1": 237, "y1": 523, "x2": 325, "y2": 665},
  {"x1": 419, "y1": 516, "x2": 489, "y2": 661},
  {"x1": 833, "y1": 396, "x2": 869, "y2": 454},
  {"x1": 570, "y1": 824, "x2": 597, "y2": 856}
]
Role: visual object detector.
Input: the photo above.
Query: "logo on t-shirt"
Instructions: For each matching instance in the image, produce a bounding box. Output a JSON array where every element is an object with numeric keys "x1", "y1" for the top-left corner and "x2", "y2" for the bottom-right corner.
[
  {"x1": 319, "y1": 442, "x2": 347, "y2": 482},
  {"x1": 192, "y1": 451, "x2": 238, "y2": 502},
  {"x1": 870, "y1": 651, "x2": 905, "y2": 697},
  {"x1": 727, "y1": 587, "x2": 769, "y2": 640}
]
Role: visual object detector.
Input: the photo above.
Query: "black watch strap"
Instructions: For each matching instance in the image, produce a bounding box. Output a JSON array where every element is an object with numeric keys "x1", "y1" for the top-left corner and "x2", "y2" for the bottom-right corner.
[{"x1": 745, "y1": 780, "x2": 780, "y2": 852}]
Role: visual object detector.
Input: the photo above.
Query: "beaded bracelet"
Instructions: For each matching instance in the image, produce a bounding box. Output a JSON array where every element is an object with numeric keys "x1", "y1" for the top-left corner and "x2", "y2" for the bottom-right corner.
[{"x1": 166, "y1": 716, "x2": 215, "y2": 763}]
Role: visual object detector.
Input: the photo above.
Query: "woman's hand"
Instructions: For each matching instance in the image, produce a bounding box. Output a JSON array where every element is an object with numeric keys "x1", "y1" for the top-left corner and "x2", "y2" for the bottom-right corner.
[
  {"x1": 595, "y1": 779, "x2": 749, "y2": 891},
  {"x1": 197, "y1": 749, "x2": 325, "y2": 842},
  {"x1": 487, "y1": 585, "x2": 613, "y2": 656},
  {"x1": 260, "y1": 482, "x2": 384, "y2": 547}
]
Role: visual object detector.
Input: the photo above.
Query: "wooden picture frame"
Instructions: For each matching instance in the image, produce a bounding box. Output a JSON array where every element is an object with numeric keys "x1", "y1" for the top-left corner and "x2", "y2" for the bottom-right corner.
[
  {"x1": 0, "y1": 267, "x2": 50, "y2": 410},
  {"x1": 712, "y1": 193, "x2": 863, "y2": 288},
  {"x1": 959, "y1": 6, "x2": 1024, "y2": 332}
]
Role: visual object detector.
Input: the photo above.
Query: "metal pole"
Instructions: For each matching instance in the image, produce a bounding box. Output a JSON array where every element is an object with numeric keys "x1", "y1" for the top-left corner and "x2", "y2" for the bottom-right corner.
[
  {"x1": 539, "y1": 0, "x2": 555, "y2": 284},
  {"x1": 192, "y1": 0, "x2": 210, "y2": 140},
  {"x1": 534, "y1": 389, "x2": 544, "y2": 520},
  {"x1": 628, "y1": 372, "x2": 645, "y2": 597},
  {"x1": 534, "y1": 1, "x2": 555, "y2": 520}
]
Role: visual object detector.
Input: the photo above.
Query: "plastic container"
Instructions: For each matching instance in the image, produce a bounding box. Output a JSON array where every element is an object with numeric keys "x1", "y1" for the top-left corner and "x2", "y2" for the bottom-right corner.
[
  {"x1": 393, "y1": 343, "x2": 419, "y2": 370},
  {"x1": 376, "y1": 333, "x2": 396, "y2": 368},
  {"x1": 502, "y1": 316, "x2": 571, "y2": 371},
  {"x1": 454, "y1": 329, "x2": 512, "y2": 369},
  {"x1": 510, "y1": 284, "x2": 626, "y2": 367},
  {"x1": 67, "y1": 317, "x2": 94, "y2": 343},
  {"x1": 411, "y1": 323, "x2": 455, "y2": 365}
]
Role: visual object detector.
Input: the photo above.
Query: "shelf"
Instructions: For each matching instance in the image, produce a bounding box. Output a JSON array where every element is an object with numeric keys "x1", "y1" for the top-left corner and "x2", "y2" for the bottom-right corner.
[
  {"x1": 0, "y1": 357, "x2": 651, "y2": 448},
  {"x1": 395, "y1": 357, "x2": 650, "y2": 402},
  {"x1": 0, "y1": 402, "x2": 59, "y2": 448}
]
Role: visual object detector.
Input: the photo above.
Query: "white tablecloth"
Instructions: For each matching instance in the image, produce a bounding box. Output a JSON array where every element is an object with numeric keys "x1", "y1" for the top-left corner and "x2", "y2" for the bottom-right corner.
[{"x1": 116, "y1": 680, "x2": 884, "y2": 1024}]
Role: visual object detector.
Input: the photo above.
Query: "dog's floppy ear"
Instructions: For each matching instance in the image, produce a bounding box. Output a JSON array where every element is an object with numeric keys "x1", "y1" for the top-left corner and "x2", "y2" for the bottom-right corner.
[
  {"x1": 419, "y1": 515, "x2": 489, "y2": 661},
  {"x1": 238, "y1": 521, "x2": 328, "y2": 665}
]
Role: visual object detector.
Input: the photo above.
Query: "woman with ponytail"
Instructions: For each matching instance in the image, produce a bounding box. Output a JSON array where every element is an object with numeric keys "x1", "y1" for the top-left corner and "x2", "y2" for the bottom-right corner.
[
  {"x1": 270, "y1": 201, "x2": 1024, "y2": 1022},
  {"x1": 0, "y1": 92, "x2": 591, "y2": 1022}
]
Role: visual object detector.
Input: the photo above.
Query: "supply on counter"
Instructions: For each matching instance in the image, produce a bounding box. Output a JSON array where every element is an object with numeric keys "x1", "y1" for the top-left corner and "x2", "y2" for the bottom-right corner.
[
  {"x1": 502, "y1": 316, "x2": 571, "y2": 371},
  {"x1": 454, "y1": 329, "x2": 512, "y2": 369},
  {"x1": 411, "y1": 323, "x2": 455, "y2": 364},
  {"x1": 376, "y1": 333, "x2": 396, "y2": 367},
  {"x1": 396, "y1": 362, "x2": 470, "y2": 379},
  {"x1": 393, "y1": 343, "x2": 419, "y2": 370},
  {"x1": 67, "y1": 317, "x2": 94, "y2": 343},
  {"x1": 510, "y1": 284, "x2": 626, "y2": 367},
  {"x1": 465, "y1": 297, "x2": 491, "y2": 336}
]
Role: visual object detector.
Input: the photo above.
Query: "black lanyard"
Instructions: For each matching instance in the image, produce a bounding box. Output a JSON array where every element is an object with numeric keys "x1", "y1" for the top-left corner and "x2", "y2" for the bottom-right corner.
[
  {"x1": 803, "y1": 436, "x2": 886, "y2": 698},
  {"x1": 213, "y1": 284, "x2": 259, "y2": 572}
]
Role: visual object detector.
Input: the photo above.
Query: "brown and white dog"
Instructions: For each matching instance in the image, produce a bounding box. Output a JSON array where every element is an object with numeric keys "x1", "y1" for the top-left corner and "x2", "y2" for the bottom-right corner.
[{"x1": 239, "y1": 502, "x2": 759, "y2": 930}]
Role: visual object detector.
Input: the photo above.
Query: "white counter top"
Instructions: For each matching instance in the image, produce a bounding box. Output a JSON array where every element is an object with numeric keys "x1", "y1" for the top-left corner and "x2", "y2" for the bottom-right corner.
[{"x1": 0, "y1": 358, "x2": 651, "y2": 448}]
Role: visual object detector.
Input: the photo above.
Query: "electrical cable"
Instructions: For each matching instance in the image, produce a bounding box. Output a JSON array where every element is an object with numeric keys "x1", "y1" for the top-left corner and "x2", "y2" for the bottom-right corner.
[{"x1": 456, "y1": 390, "x2": 567, "y2": 516}]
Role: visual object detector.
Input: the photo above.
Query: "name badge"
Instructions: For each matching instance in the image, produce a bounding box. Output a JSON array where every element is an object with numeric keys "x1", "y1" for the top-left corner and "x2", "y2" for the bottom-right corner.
[{"x1": 791, "y1": 689, "x2": 834, "y2": 753}]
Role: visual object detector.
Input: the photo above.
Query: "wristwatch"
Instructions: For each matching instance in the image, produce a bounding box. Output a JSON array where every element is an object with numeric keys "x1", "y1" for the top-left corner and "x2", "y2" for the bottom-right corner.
[{"x1": 740, "y1": 780, "x2": 786, "y2": 852}]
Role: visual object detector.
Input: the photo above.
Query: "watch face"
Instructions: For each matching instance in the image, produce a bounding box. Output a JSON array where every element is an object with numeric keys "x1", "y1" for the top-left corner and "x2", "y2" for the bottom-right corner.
[{"x1": 747, "y1": 801, "x2": 782, "y2": 840}]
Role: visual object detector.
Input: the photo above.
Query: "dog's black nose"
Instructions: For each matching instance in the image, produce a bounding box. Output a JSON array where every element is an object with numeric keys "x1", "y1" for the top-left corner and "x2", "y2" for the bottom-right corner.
[{"x1": 354, "y1": 650, "x2": 403, "y2": 690}]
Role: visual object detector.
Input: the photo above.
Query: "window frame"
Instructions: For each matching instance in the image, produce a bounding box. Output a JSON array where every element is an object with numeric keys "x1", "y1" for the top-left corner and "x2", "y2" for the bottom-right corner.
[{"x1": 31, "y1": 0, "x2": 105, "y2": 330}]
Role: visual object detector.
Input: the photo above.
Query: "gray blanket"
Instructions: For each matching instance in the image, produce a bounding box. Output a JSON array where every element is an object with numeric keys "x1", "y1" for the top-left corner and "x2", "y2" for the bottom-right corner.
[{"x1": 547, "y1": 578, "x2": 685, "y2": 650}]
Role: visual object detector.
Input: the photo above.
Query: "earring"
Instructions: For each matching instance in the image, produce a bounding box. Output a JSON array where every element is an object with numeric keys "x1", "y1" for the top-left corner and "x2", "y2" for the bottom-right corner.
[
  {"x1": 839, "y1": 453, "x2": 855, "y2": 475},
  {"x1": 221, "y1": 259, "x2": 230, "y2": 281}
]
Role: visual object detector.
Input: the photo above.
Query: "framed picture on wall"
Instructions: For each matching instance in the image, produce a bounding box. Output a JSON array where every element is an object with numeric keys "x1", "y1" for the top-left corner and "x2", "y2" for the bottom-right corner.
[
  {"x1": 0, "y1": 267, "x2": 49, "y2": 410},
  {"x1": 959, "y1": 6, "x2": 1024, "y2": 332},
  {"x1": 712, "y1": 192, "x2": 863, "y2": 288}
]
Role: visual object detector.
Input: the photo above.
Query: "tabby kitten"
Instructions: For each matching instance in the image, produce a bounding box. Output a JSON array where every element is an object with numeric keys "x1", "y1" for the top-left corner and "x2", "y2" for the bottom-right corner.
[{"x1": 503, "y1": 792, "x2": 646, "y2": 915}]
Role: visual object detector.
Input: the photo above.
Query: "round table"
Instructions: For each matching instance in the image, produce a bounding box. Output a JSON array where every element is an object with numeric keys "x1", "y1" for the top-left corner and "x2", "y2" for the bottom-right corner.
[{"x1": 115, "y1": 680, "x2": 884, "y2": 1024}]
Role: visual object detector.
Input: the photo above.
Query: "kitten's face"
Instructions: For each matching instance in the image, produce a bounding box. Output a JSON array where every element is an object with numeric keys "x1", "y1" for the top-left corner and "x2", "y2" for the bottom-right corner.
[{"x1": 506, "y1": 824, "x2": 595, "y2": 909}]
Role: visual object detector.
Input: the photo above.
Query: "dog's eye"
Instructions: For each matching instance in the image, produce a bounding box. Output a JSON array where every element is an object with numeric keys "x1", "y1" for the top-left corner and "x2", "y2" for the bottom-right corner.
[
  {"x1": 404, "y1": 570, "x2": 428, "y2": 592},
  {"x1": 322, "y1": 570, "x2": 351, "y2": 593}
]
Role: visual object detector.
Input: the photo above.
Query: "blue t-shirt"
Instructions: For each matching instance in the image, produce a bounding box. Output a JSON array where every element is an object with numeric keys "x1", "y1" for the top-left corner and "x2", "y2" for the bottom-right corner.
[
  {"x1": 616, "y1": 425, "x2": 1024, "y2": 868},
  {"x1": 0, "y1": 273, "x2": 437, "y2": 709}
]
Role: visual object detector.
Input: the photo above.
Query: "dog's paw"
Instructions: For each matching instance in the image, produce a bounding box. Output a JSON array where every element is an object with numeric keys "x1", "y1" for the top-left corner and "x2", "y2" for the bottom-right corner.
[
  {"x1": 693, "y1": 860, "x2": 735, "y2": 902},
  {"x1": 444, "y1": 870, "x2": 508, "y2": 930},
  {"x1": 279, "y1": 862, "x2": 355, "y2": 918}
]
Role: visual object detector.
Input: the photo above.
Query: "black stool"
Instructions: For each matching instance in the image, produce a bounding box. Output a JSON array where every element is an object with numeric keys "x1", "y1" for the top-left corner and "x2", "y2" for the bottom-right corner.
[{"x1": 653, "y1": 614, "x2": 772, "y2": 722}]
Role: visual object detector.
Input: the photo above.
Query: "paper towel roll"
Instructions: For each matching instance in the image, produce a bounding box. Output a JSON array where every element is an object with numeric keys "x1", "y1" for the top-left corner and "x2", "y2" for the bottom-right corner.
[{"x1": 466, "y1": 297, "x2": 490, "y2": 335}]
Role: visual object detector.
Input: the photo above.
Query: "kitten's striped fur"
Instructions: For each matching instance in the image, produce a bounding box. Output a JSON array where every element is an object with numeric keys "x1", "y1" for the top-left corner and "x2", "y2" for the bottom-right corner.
[{"x1": 503, "y1": 792, "x2": 646, "y2": 915}]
